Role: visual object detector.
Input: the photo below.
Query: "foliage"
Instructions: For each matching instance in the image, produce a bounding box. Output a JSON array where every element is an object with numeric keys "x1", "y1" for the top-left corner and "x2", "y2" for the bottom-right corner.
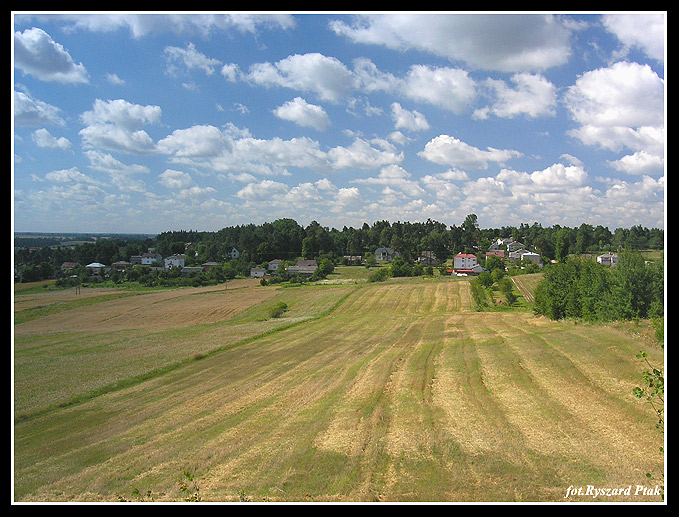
[
  {"x1": 633, "y1": 349, "x2": 664, "y2": 501},
  {"x1": 14, "y1": 218, "x2": 663, "y2": 285},
  {"x1": 268, "y1": 302, "x2": 289, "y2": 319},
  {"x1": 368, "y1": 267, "x2": 390, "y2": 283},
  {"x1": 533, "y1": 250, "x2": 663, "y2": 322}
]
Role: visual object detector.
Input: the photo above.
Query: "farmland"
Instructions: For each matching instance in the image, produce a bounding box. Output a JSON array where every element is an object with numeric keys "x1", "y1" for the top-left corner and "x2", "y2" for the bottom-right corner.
[{"x1": 13, "y1": 272, "x2": 664, "y2": 502}]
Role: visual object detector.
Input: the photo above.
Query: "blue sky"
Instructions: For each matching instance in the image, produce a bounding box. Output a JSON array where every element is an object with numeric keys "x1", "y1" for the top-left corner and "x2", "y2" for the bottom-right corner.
[{"x1": 13, "y1": 12, "x2": 665, "y2": 234}]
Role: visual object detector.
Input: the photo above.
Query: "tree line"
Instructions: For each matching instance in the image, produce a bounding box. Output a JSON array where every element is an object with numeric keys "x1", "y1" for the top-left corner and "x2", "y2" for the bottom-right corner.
[
  {"x1": 14, "y1": 215, "x2": 664, "y2": 282},
  {"x1": 533, "y1": 249, "x2": 664, "y2": 323}
]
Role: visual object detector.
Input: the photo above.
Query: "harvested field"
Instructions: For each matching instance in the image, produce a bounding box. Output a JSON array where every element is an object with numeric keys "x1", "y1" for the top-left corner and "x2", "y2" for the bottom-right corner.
[{"x1": 13, "y1": 278, "x2": 664, "y2": 502}]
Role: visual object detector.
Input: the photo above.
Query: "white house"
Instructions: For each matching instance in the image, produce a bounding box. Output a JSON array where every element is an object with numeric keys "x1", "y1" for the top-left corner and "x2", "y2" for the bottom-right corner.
[
  {"x1": 597, "y1": 253, "x2": 618, "y2": 266},
  {"x1": 141, "y1": 252, "x2": 162, "y2": 265},
  {"x1": 250, "y1": 267, "x2": 266, "y2": 278},
  {"x1": 453, "y1": 253, "x2": 477, "y2": 271},
  {"x1": 267, "y1": 259, "x2": 283, "y2": 272},
  {"x1": 164, "y1": 254, "x2": 186, "y2": 269},
  {"x1": 226, "y1": 247, "x2": 240, "y2": 259},
  {"x1": 85, "y1": 262, "x2": 106, "y2": 275},
  {"x1": 374, "y1": 247, "x2": 398, "y2": 262}
]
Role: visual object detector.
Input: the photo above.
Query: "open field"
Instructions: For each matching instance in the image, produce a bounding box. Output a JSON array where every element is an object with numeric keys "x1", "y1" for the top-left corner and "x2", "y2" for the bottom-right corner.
[{"x1": 13, "y1": 274, "x2": 664, "y2": 502}]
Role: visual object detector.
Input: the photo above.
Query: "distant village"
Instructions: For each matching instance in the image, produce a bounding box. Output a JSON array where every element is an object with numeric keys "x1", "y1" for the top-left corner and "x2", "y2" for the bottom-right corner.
[{"x1": 54, "y1": 236, "x2": 619, "y2": 282}]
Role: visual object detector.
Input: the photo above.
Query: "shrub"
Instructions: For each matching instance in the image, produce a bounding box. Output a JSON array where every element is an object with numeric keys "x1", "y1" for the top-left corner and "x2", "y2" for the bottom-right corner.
[{"x1": 268, "y1": 302, "x2": 289, "y2": 319}]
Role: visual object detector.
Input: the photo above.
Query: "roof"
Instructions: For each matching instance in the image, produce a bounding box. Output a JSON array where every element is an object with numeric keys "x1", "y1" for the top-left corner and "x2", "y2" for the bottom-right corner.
[{"x1": 455, "y1": 253, "x2": 476, "y2": 258}]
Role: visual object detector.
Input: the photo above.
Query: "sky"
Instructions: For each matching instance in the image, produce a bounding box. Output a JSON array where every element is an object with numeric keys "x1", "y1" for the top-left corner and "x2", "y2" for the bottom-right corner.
[{"x1": 12, "y1": 12, "x2": 666, "y2": 234}]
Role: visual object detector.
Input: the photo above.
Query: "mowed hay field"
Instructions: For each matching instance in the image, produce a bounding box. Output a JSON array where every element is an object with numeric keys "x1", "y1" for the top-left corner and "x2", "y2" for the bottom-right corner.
[{"x1": 13, "y1": 276, "x2": 664, "y2": 502}]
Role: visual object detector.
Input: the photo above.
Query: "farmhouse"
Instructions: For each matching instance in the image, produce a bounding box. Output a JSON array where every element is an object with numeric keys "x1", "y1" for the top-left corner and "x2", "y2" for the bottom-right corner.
[
  {"x1": 164, "y1": 254, "x2": 186, "y2": 269},
  {"x1": 417, "y1": 250, "x2": 440, "y2": 266},
  {"x1": 60, "y1": 261, "x2": 79, "y2": 272},
  {"x1": 85, "y1": 262, "x2": 106, "y2": 275},
  {"x1": 225, "y1": 247, "x2": 241, "y2": 259},
  {"x1": 141, "y1": 252, "x2": 162, "y2": 265},
  {"x1": 597, "y1": 253, "x2": 618, "y2": 266},
  {"x1": 250, "y1": 267, "x2": 266, "y2": 278},
  {"x1": 111, "y1": 261, "x2": 132, "y2": 272},
  {"x1": 267, "y1": 259, "x2": 283, "y2": 272},
  {"x1": 287, "y1": 259, "x2": 318, "y2": 275},
  {"x1": 201, "y1": 262, "x2": 220, "y2": 271},
  {"x1": 509, "y1": 249, "x2": 542, "y2": 266},
  {"x1": 375, "y1": 247, "x2": 398, "y2": 262}
]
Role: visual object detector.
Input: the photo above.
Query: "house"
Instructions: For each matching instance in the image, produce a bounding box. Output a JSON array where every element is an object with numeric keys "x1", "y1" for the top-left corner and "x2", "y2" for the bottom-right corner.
[
  {"x1": 486, "y1": 250, "x2": 505, "y2": 259},
  {"x1": 141, "y1": 252, "x2": 162, "y2": 265},
  {"x1": 225, "y1": 247, "x2": 240, "y2": 259},
  {"x1": 374, "y1": 247, "x2": 398, "y2": 262},
  {"x1": 60, "y1": 261, "x2": 79, "y2": 272},
  {"x1": 250, "y1": 267, "x2": 266, "y2": 278},
  {"x1": 488, "y1": 237, "x2": 513, "y2": 251},
  {"x1": 454, "y1": 253, "x2": 477, "y2": 271},
  {"x1": 267, "y1": 259, "x2": 283, "y2": 272},
  {"x1": 509, "y1": 249, "x2": 542, "y2": 266},
  {"x1": 456, "y1": 264, "x2": 486, "y2": 276},
  {"x1": 597, "y1": 253, "x2": 618, "y2": 266},
  {"x1": 489, "y1": 238, "x2": 523, "y2": 252},
  {"x1": 201, "y1": 262, "x2": 220, "y2": 272},
  {"x1": 164, "y1": 254, "x2": 186, "y2": 269},
  {"x1": 343, "y1": 255, "x2": 363, "y2": 265},
  {"x1": 287, "y1": 259, "x2": 318, "y2": 275},
  {"x1": 417, "y1": 250, "x2": 440, "y2": 266},
  {"x1": 85, "y1": 262, "x2": 106, "y2": 275},
  {"x1": 111, "y1": 261, "x2": 132, "y2": 271}
]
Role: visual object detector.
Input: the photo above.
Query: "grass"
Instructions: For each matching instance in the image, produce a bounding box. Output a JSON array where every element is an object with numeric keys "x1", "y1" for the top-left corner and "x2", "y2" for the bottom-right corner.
[{"x1": 13, "y1": 275, "x2": 664, "y2": 502}]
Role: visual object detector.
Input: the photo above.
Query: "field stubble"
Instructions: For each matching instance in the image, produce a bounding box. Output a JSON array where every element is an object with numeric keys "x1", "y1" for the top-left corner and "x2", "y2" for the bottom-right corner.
[{"x1": 13, "y1": 276, "x2": 664, "y2": 502}]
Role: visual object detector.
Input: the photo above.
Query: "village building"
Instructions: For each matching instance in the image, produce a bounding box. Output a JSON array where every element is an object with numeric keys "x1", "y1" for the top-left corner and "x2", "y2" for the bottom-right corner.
[
  {"x1": 597, "y1": 253, "x2": 618, "y2": 266},
  {"x1": 164, "y1": 254, "x2": 186, "y2": 269},
  {"x1": 250, "y1": 267, "x2": 266, "y2": 278},
  {"x1": 287, "y1": 259, "x2": 318, "y2": 275},
  {"x1": 374, "y1": 247, "x2": 398, "y2": 262},
  {"x1": 417, "y1": 250, "x2": 440, "y2": 266}
]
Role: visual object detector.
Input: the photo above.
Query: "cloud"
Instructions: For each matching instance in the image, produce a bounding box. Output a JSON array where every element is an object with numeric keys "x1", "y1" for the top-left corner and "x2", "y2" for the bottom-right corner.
[
  {"x1": 81, "y1": 99, "x2": 162, "y2": 130},
  {"x1": 246, "y1": 53, "x2": 355, "y2": 102},
  {"x1": 352, "y1": 164, "x2": 425, "y2": 198},
  {"x1": 79, "y1": 124, "x2": 156, "y2": 155},
  {"x1": 602, "y1": 13, "x2": 665, "y2": 62},
  {"x1": 45, "y1": 167, "x2": 98, "y2": 185},
  {"x1": 14, "y1": 90, "x2": 65, "y2": 127},
  {"x1": 22, "y1": 13, "x2": 297, "y2": 39},
  {"x1": 354, "y1": 59, "x2": 476, "y2": 113},
  {"x1": 419, "y1": 135, "x2": 521, "y2": 170},
  {"x1": 565, "y1": 61, "x2": 665, "y2": 173},
  {"x1": 79, "y1": 99, "x2": 162, "y2": 154},
  {"x1": 474, "y1": 73, "x2": 557, "y2": 119},
  {"x1": 330, "y1": 14, "x2": 572, "y2": 72},
  {"x1": 14, "y1": 27, "x2": 89, "y2": 83},
  {"x1": 565, "y1": 61, "x2": 664, "y2": 130},
  {"x1": 273, "y1": 97, "x2": 331, "y2": 131},
  {"x1": 164, "y1": 42, "x2": 222, "y2": 76},
  {"x1": 607, "y1": 150, "x2": 664, "y2": 176},
  {"x1": 328, "y1": 138, "x2": 403, "y2": 170},
  {"x1": 31, "y1": 128, "x2": 71, "y2": 150},
  {"x1": 391, "y1": 102, "x2": 429, "y2": 132}
]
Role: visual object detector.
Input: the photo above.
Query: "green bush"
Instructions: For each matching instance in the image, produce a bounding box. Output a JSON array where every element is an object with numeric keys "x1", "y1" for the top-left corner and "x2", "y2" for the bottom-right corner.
[{"x1": 268, "y1": 302, "x2": 289, "y2": 319}]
